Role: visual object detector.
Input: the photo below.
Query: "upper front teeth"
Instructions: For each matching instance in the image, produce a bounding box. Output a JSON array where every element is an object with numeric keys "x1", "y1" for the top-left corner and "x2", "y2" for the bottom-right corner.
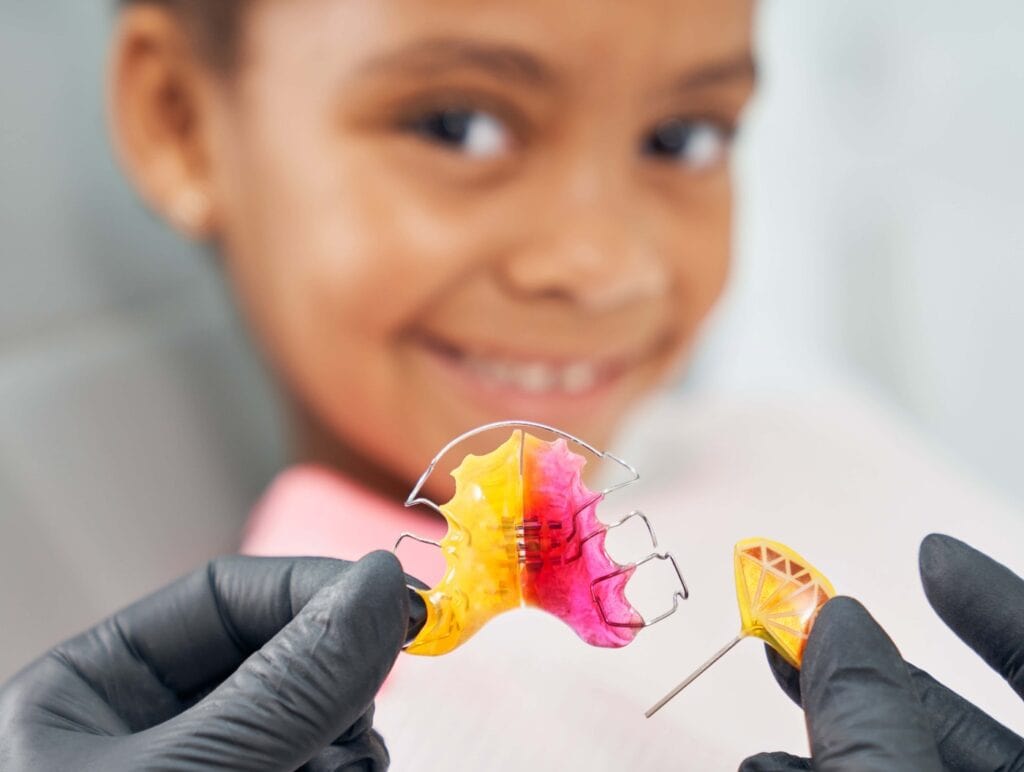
[
  {"x1": 520, "y1": 363, "x2": 555, "y2": 393},
  {"x1": 467, "y1": 357, "x2": 599, "y2": 395},
  {"x1": 562, "y1": 362, "x2": 597, "y2": 394}
]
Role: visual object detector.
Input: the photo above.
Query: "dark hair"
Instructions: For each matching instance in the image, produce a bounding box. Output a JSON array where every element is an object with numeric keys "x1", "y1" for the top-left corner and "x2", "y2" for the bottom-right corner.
[{"x1": 119, "y1": 0, "x2": 248, "y2": 72}]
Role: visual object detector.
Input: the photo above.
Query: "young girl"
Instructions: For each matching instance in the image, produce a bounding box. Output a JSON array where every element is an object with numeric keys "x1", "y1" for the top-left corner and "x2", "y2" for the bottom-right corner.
[{"x1": 99, "y1": 0, "x2": 1024, "y2": 767}]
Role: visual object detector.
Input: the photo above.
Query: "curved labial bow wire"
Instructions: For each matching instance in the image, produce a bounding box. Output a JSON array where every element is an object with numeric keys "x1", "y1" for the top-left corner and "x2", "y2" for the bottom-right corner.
[{"x1": 394, "y1": 420, "x2": 690, "y2": 657}]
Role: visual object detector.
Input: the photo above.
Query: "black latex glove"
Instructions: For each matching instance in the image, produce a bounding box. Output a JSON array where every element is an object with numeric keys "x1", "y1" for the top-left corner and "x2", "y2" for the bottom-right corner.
[
  {"x1": 740, "y1": 534, "x2": 1024, "y2": 771},
  {"x1": 0, "y1": 551, "x2": 427, "y2": 771}
]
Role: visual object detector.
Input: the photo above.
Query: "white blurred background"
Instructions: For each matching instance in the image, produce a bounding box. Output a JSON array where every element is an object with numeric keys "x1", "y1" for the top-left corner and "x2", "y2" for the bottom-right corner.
[
  {"x1": 1, "y1": 0, "x2": 1023, "y2": 669},
  {"x1": 698, "y1": 1, "x2": 1024, "y2": 508}
]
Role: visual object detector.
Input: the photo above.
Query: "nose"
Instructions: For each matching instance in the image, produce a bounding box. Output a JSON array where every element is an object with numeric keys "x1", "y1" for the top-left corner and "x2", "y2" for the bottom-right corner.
[{"x1": 496, "y1": 170, "x2": 669, "y2": 312}]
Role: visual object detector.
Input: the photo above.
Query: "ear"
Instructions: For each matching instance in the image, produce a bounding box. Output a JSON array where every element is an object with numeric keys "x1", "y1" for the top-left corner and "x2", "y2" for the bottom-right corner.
[{"x1": 107, "y1": 5, "x2": 220, "y2": 239}]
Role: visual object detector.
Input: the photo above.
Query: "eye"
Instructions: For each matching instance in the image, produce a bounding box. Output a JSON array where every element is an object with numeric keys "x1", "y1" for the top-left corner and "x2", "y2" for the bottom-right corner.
[
  {"x1": 408, "y1": 108, "x2": 511, "y2": 159},
  {"x1": 643, "y1": 119, "x2": 730, "y2": 170}
]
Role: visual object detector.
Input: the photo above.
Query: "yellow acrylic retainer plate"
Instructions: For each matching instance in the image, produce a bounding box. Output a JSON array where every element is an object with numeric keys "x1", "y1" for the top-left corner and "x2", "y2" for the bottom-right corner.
[
  {"x1": 734, "y1": 537, "x2": 836, "y2": 668},
  {"x1": 408, "y1": 432, "x2": 524, "y2": 656}
]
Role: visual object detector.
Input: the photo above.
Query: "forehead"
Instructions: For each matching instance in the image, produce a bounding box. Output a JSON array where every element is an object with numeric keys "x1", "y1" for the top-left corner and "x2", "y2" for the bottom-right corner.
[{"x1": 243, "y1": 0, "x2": 754, "y2": 80}]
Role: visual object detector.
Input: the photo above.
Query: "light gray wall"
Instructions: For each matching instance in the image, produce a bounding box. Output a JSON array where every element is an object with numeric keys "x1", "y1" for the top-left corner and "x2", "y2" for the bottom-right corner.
[
  {"x1": 0, "y1": 1, "x2": 286, "y2": 675},
  {"x1": 703, "y1": 0, "x2": 1024, "y2": 505}
]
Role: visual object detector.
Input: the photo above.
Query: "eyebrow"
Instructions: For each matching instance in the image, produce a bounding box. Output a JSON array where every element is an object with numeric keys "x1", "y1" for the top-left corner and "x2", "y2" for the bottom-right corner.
[
  {"x1": 358, "y1": 37, "x2": 555, "y2": 86},
  {"x1": 668, "y1": 52, "x2": 758, "y2": 92}
]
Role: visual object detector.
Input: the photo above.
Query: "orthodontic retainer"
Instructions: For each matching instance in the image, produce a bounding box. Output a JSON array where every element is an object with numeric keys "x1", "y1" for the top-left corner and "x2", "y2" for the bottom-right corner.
[{"x1": 395, "y1": 421, "x2": 689, "y2": 657}]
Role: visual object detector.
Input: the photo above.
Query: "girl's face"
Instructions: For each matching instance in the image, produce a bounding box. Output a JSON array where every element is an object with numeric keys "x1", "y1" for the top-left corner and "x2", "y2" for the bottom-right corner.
[{"x1": 120, "y1": 0, "x2": 754, "y2": 495}]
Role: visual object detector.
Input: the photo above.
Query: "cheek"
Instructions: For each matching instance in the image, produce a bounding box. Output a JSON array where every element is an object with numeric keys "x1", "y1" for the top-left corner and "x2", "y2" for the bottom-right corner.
[
  {"x1": 666, "y1": 175, "x2": 733, "y2": 336},
  {"x1": 696, "y1": 213, "x2": 733, "y2": 321},
  {"x1": 211, "y1": 110, "x2": 518, "y2": 480}
]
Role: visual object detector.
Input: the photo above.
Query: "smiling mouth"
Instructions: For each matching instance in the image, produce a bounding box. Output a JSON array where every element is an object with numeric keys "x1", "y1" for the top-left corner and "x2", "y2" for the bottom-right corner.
[{"x1": 413, "y1": 332, "x2": 669, "y2": 398}]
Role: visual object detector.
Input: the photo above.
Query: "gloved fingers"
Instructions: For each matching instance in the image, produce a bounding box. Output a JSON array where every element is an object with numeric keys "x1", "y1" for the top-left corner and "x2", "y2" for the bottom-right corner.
[
  {"x1": 908, "y1": 664, "x2": 1024, "y2": 772},
  {"x1": 800, "y1": 597, "x2": 943, "y2": 772},
  {"x1": 69, "y1": 554, "x2": 425, "y2": 701},
  {"x1": 47, "y1": 556, "x2": 365, "y2": 730},
  {"x1": 764, "y1": 640, "x2": 1024, "y2": 770},
  {"x1": 919, "y1": 533, "x2": 1024, "y2": 699},
  {"x1": 140, "y1": 551, "x2": 408, "y2": 770},
  {"x1": 405, "y1": 577, "x2": 428, "y2": 640},
  {"x1": 765, "y1": 645, "x2": 802, "y2": 707},
  {"x1": 299, "y1": 729, "x2": 389, "y2": 772},
  {"x1": 738, "y1": 752, "x2": 813, "y2": 771},
  {"x1": 331, "y1": 704, "x2": 376, "y2": 746}
]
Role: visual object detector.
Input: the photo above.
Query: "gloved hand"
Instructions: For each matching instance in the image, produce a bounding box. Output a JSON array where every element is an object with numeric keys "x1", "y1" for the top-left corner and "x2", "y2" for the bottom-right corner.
[
  {"x1": 740, "y1": 534, "x2": 1024, "y2": 771},
  {"x1": 0, "y1": 551, "x2": 426, "y2": 771}
]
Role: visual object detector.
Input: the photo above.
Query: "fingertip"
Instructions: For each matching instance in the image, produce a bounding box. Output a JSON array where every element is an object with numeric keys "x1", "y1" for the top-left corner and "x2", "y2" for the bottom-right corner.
[
  {"x1": 739, "y1": 752, "x2": 811, "y2": 771},
  {"x1": 918, "y1": 532, "x2": 969, "y2": 585},
  {"x1": 920, "y1": 532, "x2": 955, "y2": 553},
  {"x1": 810, "y1": 595, "x2": 870, "y2": 636},
  {"x1": 919, "y1": 534, "x2": 985, "y2": 617},
  {"x1": 803, "y1": 596, "x2": 895, "y2": 680},
  {"x1": 406, "y1": 588, "x2": 427, "y2": 641},
  {"x1": 357, "y1": 550, "x2": 407, "y2": 594},
  {"x1": 354, "y1": 551, "x2": 428, "y2": 645},
  {"x1": 350, "y1": 551, "x2": 411, "y2": 632},
  {"x1": 765, "y1": 644, "x2": 802, "y2": 706}
]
